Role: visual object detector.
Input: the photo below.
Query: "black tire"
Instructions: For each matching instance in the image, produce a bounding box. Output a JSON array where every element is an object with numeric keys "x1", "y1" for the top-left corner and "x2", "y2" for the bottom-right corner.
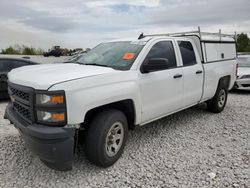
[
  {"x1": 85, "y1": 109, "x2": 128, "y2": 167},
  {"x1": 207, "y1": 85, "x2": 228, "y2": 113}
]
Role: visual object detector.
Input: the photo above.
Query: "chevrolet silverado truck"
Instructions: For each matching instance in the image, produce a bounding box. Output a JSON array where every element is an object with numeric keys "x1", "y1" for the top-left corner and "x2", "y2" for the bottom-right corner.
[{"x1": 5, "y1": 29, "x2": 237, "y2": 171}]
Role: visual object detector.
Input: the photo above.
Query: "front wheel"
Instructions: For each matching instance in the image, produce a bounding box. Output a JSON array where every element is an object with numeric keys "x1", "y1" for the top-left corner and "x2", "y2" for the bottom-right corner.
[
  {"x1": 85, "y1": 109, "x2": 128, "y2": 167},
  {"x1": 207, "y1": 86, "x2": 228, "y2": 113}
]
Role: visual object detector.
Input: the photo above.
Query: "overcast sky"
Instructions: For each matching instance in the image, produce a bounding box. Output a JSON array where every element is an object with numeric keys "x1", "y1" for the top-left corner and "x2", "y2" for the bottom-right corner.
[{"x1": 0, "y1": 0, "x2": 249, "y2": 50}]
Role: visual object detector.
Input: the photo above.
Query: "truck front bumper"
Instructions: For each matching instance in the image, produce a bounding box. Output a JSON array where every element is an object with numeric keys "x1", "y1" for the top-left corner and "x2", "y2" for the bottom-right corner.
[{"x1": 5, "y1": 103, "x2": 76, "y2": 171}]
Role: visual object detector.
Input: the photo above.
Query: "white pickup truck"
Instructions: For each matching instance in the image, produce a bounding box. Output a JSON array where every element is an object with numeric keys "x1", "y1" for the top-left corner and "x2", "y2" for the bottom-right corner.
[{"x1": 5, "y1": 30, "x2": 237, "y2": 171}]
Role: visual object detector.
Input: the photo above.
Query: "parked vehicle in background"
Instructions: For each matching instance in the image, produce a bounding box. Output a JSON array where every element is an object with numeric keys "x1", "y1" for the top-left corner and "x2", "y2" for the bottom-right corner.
[
  {"x1": 62, "y1": 50, "x2": 89, "y2": 63},
  {"x1": 5, "y1": 28, "x2": 237, "y2": 171},
  {"x1": 43, "y1": 46, "x2": 64, "y2": 57},
  {"x1": 235, "y1": 55, "x2": 250, "y2": 90},
  {"x1": 0, "y1": 57, "x2": 38, "y2": 99}
]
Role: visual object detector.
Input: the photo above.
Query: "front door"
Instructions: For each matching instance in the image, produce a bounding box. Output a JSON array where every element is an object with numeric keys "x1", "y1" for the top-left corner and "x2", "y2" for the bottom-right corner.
[{"x1": 139, "y1": 40, "x2": 183, "y2": 123}]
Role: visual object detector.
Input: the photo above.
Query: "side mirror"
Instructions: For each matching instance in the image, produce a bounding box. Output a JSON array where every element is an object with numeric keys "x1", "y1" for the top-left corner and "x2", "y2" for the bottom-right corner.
[{"x1": 141, "y1": 58, "x2": 169, "y2": 73}]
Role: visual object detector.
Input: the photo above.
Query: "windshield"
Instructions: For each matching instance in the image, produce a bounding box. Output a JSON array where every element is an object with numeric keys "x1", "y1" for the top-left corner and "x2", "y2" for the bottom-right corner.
[
  {"x1": 75, "y1": 41, "x2": 145, "y2": 70},
  {"x1": 237, "y1": 56, "x2": 250, "y2": 67},
  {"x1": 64, "y1": 54, "x2": 82, "y2": 63}
]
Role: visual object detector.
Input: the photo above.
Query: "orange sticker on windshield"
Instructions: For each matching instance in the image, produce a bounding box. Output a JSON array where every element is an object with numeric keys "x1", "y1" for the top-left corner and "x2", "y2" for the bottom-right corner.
[{"x1": 123, "y1": 52, "x2": 135, "y2": 60}]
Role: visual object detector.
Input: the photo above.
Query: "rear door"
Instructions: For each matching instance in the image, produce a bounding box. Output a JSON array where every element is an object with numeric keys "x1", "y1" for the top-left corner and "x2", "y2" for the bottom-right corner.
[{"x1": 177, "y1": 40, "x2": 203, "y2": 107}]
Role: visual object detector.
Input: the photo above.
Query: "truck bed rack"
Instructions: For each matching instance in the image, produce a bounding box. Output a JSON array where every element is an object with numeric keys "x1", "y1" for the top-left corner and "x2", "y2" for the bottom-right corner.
[{"x1": 138, "y1": 26, "x2": 236, "y2": 41}]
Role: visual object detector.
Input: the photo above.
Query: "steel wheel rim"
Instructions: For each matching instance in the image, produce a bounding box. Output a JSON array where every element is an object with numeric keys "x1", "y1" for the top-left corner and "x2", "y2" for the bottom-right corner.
[
  {"x1": 105, "y1": 122, "x2": 124, "y2": 157},
  {"x1": 218, "y1": 89, "x2": 226, "y2": 108}
]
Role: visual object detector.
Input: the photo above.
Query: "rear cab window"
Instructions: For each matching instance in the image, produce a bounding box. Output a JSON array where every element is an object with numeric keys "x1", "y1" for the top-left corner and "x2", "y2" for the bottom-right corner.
[{"x1": 178, "y1": 41, "x2": 197, "y2": 66}]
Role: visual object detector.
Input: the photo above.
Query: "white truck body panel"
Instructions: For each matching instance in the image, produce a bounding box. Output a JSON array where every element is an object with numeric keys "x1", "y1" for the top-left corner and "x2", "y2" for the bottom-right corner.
[
  {"x1": 8, "y1": 34, "x2": 237, "y2": 126},
  {"x1": 50, "y1": 71, "x2": 142, "y2": 125},
  {"x1": 204, "y1": 43, "x2": 236, "y2": 62},
  {"x1": 201, "y1": 60, "x2": 236, "y2": 100},
  {"x1": 8, "y1": 63, "x2": 117, "y2": 90}
]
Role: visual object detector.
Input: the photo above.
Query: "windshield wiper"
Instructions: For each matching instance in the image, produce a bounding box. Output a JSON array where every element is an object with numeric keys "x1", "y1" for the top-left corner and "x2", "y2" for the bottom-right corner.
[
  {"x1": 75, "y1": 62, "x2": 115, "y2": 69},
  {"x1": 84, "y1": 63, "x2": 109, "y2": 67},
  {"x1": 72, "y1": 61, "x2": 82, "y2": 65}
]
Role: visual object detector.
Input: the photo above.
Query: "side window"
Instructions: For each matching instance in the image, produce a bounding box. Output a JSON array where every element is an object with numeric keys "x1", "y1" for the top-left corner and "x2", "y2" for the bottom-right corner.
[
  {"x1": 0, "y1": 60, "x2": 5, "y2": 71},
  {"x1": 0, "y1": 60, "x2": 12, "y2": 71},
  {"x1": 178, "y1": 41, "x2": 196, "y2": 66},
  {"x1": 0, "y1": 60, "x2": 28, "y2": 71},
  {"x1": 12, "y1": 61, "x2": 28, "y2": 69},
  {"x1": 145, "y1": 41, "x2": 177, "y2": 68}
]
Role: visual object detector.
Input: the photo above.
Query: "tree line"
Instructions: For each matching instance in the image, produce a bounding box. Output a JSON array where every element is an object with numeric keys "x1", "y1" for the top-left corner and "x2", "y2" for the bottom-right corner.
[
  {"x1": 1, "y1": 44, "x2": 44, "y2": 55},
  {"x1": 1, "y1": 33, "x2": 250, "y2": 55},
  {"x1": 0, "y1": 44, "x2": 86, "y2": 56},
  {"x1": 236, "y1": 33, "x2": 250, "y2": 52}
]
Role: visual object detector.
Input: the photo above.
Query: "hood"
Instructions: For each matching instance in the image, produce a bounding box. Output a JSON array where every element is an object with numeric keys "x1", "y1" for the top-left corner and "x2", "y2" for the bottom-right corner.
[
  {"x1": 8, "y1": 63, "x2": 117, "y2": 90},
  {"x1": 237, "y1": 67, "x2": 250, "y2": 76}
]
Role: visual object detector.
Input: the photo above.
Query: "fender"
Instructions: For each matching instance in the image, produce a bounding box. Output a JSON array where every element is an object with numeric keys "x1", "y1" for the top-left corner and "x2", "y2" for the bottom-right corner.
[
  {"x1": 49, "y1": 71, "x2": 142, "y2": 125},
  {"x1": 201, "y1": 59, "x2": 236, "y2": 100}
]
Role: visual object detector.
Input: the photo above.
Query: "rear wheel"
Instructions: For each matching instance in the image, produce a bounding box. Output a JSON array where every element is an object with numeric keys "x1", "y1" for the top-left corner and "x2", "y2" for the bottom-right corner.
[
  {"x1": 207, "y1": 86, "x2": 228, "y2": 113},
  {"x1": 85, "y1": 109, "x2": 128, "y2": 167}
]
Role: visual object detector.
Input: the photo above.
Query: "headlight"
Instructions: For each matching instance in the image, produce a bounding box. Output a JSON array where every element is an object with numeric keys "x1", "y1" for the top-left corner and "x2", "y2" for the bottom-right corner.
[
  {"x1": 37, "y1": 111, "x2": 66, "y2": 123},
  {"x1": 35, "y1": 91, "x2": 67, "y2": 126},
  {"x1": 36, "y1": 94, "x2": 64, "y2": 105}
]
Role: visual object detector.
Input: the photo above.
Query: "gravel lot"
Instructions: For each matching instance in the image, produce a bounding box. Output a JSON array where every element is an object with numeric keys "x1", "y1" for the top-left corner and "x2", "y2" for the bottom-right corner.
[{"x1": 0, "y1": 91, "x2": 249, "y2": 188}]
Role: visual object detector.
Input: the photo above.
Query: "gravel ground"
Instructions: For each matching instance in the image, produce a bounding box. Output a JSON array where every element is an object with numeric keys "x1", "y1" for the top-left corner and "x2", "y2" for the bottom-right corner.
[{"x1": 0, "y1": 91, "x2": 249, "y2": 188}]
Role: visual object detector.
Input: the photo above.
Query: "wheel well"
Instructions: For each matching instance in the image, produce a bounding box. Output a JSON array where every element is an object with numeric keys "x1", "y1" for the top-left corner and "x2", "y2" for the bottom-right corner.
[
  {"x1": 83, "y1": 99, "x2": 136, "y2": 130},
  {"x1": 218, "y1": 75, "x2": 231, "y2": 90}
]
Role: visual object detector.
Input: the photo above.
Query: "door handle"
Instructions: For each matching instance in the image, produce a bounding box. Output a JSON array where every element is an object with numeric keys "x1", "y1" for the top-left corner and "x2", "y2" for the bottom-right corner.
[
  {"x1": 173, "y1": 74, "x2": 182, "y2": 79},
  {"x1": 196, "y1": 70, "x2": 203, "y2": 74}
]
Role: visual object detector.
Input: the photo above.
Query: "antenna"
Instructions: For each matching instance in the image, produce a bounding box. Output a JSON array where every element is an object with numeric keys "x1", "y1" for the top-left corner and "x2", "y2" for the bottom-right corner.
[
  {"x1": 198, "y1": 26, "x2": 202, "y2": 39},
  {"x1": 234, "y1": 31, "x2": 237, "y2": 42},
  {"x1": 219, "y1": 29, "x2": 222, "y2": 41}
]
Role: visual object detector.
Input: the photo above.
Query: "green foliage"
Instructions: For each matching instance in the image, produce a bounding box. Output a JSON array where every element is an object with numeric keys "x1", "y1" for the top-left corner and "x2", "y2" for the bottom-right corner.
[
  {"x1": 22, "y1": 47, "x2": 36, "y2": 55},
  {"x1": 1, "y1": 46, "x2": 20, "y2": 54},
  {"x1": 35, "y1": 48, "x2": 45, "y2": 55},
  {"x1": 1, "y1": 44, "x2": 44, "y2": 55},
  {"x1": 1, "y1": 44, "x2": 89, "y2": 55},
  {"x1": 237, "y1": 33, "x2": 250, "y2": 52}
]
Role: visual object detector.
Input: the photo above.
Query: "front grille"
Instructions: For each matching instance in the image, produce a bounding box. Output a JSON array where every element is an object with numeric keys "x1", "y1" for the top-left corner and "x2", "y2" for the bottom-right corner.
[
  {"x1": 13, "y1": 102, "x2": 32, "y2": 121},
  {"x1": 8, "y1": 83, "x2": 34, "y2": 123},
  {"x1": 9, "y1": 87, "x2": 30, "y2": 102}
]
